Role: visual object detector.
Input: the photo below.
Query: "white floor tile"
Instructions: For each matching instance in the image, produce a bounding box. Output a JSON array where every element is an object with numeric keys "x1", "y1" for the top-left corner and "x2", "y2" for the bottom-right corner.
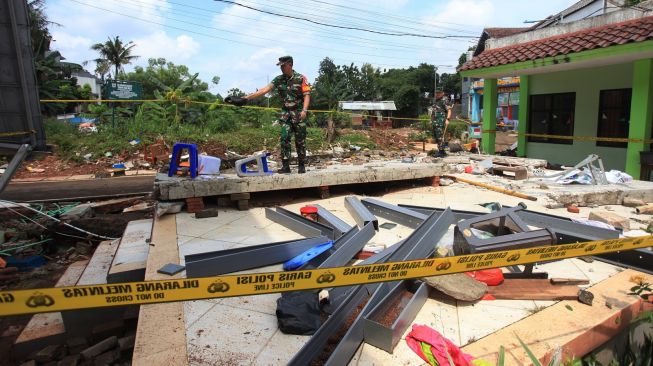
[{"x1": 252, "y1": 329, "x2": 310, "y2": 365}]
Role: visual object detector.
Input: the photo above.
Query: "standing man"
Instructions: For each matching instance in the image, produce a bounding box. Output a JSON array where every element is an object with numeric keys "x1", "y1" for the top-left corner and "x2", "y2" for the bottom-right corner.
[
  {"x1": 242, "y1": 56, "x2": 311, "y2": 174},
  {"x1": 431, "y1": 90, "x2": 452, "y2": 157}
]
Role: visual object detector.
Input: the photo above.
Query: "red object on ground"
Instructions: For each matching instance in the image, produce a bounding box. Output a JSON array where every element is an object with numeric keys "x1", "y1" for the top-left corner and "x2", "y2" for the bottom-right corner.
[
  {"x1": 465, "y1": 269, "x2": 504, "y2": 286},
  {"x1": 185, "y1": 197, "x2": 204, "y2": 213},
  {"x1": 406, "y1": 324, "x2": 475, "y2": 366},
  {"x1": 464, "y1": 166, "x2": 473, "y2": 174},
  {"x1": 300, "y1": 206, "x2": 318, "y2": 221},
  {"x1": 355, "y1": 251, "x2": 375, "y2": 260},
  {"x1": 481, "y1": 293, "x2": 496, "y2": 301},
  {"x1": 567, "y1": 205, "x2": 580, "y2": 214}
]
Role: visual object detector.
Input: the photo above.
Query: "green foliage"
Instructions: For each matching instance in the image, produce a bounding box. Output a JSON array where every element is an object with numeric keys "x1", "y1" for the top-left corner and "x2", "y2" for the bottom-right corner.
[
  {"x1": 89, "y1": 36, "x2": 138, "y2": 78},
  {"x1": 447, "y1": 120, "x2": 468, "y2": 139},
  {"x1": 334, "y1": 132, "x2": 376, "y2": 149}
]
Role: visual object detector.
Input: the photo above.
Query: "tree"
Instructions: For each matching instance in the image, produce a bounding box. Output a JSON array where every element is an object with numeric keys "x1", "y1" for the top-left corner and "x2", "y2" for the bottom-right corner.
[{"x1": 88, "y1": 36, "x2": 138, "y2": 79}]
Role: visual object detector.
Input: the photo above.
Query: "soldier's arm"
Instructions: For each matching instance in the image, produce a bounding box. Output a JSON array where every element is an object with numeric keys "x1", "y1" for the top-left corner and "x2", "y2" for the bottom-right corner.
[
  {"x1": 245, "y1": 83, "x2": 273, "y2": 101},
  {"x1": 300, "y1": 75, "x2": 311, "y2": 118}
]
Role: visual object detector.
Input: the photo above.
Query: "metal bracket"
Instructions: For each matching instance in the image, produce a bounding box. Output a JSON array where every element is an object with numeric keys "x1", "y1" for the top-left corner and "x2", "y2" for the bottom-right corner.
[
  {"x1": 0, "y1": 144, "x2": 31, "y2": 194},
  {"x1": 314, "y1": 204, "x2": 352, "y2": 239},
  {"x1": 265, "y1": 207, "x2": 335, "y2": 239},
  {"x1": 345, "y1": 196, "x2": 378, "y2": 230},
  {"x1": 361, "y1": 197, "x2": 427, "y2": 228},
  {"x1": 184, "y1": 236, "x2": 330, "y2": 277}
]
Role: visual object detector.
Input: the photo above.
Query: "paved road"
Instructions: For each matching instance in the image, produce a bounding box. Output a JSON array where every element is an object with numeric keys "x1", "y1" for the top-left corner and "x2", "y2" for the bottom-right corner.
[{"x1": 0, "y1": 175, "x2": 155, "y2": 202}]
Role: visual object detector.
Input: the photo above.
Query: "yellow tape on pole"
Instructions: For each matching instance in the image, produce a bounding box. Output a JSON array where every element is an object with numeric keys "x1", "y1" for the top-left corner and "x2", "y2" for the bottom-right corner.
[{"x1": 1, "y1": 235, "x2": 651, "y2": 316}]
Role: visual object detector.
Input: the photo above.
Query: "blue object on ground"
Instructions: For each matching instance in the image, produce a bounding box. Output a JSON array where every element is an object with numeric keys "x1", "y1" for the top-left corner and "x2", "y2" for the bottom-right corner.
[
  {"x1": 6, "y1": 255, "x2": 46, "y2": 272},
  {"x1": 283, "y1": 241, "x2": 333, "y2": 271},
  {"x1": 168, "y1": 143, "x2": 199, "y2": 178}
]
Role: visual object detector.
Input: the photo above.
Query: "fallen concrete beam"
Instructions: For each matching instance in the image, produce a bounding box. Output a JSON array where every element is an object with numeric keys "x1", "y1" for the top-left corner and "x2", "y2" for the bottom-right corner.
[{"x1": 155, "y1": 161, "x2": 449, "y2": 200}]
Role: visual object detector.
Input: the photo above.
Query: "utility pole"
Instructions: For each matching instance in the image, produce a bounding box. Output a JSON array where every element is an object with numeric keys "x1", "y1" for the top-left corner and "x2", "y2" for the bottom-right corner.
[{"x1": 434, "y1": 66, "x2": 438, "y2": 99}]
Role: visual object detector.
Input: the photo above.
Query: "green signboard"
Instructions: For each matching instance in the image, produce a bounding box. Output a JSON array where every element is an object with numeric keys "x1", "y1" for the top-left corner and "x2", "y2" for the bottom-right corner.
[{"x1": 103, "y1": 80, "x2": 142, "y2": 100}]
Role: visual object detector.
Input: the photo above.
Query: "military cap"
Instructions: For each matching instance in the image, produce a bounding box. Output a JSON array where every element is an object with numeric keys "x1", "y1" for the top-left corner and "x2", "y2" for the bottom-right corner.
[{"x1": 276, "y1": 56, "x2": 293, "y2": 66}]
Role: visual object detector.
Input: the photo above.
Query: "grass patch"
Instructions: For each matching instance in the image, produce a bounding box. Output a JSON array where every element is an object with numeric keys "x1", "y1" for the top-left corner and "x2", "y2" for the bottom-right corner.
[{"x1": 334, "y1": 131, "x2": 377, "y2": 149}]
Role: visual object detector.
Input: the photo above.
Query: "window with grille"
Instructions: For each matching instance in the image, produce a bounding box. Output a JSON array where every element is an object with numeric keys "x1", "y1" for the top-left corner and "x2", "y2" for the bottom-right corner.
[
  {"x1": 596, "y1": 88, "x2": 631, "y2": 148},
  {"x1": 528, "y1": 92, "x2": 575, "y2": 144}
]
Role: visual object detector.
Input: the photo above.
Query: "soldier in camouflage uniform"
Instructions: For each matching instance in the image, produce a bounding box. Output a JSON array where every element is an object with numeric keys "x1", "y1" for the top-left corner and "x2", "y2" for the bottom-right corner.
[
  {"x1": 244, "y1": 56, "x2": 311, "y2": 174},
  {"x1": 431, "y1": 90, "x2": 452, "y2": 157}
]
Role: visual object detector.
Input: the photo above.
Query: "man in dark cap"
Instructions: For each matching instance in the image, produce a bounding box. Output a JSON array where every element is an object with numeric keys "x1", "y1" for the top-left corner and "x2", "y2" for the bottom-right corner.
[
  {"x1": 430, "y1": 90, "x2": 452, "y2": 157},
  {"x1": 241, "y1": 56, "x2": 311, "y2": 174}
]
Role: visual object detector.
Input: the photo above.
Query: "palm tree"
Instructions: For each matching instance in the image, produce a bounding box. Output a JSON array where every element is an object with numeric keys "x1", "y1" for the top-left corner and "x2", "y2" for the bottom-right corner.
[{"x1": 88, "y1": 36, "x2": 138, "y2": 80}]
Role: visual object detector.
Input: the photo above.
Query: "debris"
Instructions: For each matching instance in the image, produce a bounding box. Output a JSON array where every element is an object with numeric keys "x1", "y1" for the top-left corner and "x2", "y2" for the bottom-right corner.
[
  {"x1": 479, "y1": 202, "x2": 502, "y2": 212},
  {"x1": 487, "y1": 279, "x2": 579, "y2": 300},
  {"x1": 550, "y1": 278, "x2": 590, "y2": 285},
  {"x1": 578, "y1": 290, "x2": 594, "y2": 305},
  {"x1": 446, "y1": 175, "x2": 537, "y2": 201},
  {"x1": 636, "y1": 204, "x2": 653, "y2": 215},
  {"x1": 401, "y1": 156, "x2": 413, "y2": 163},
  {"x1": 406, "y1": 325, "x2": 475, "y2": 366},
  {"x1": 129, "y1": 138, "x2": 141, "y2": 146},
  {"x1": 80, "y1": 336, "x2": 118, "y2": 361},
  {"x1": 6, "y1": 255, "x2": 45, "y2": 272},
  {"x1": 105, "y1": 152, "x2": 113, "y2": 158},
  {"x1": 422, "y1": 273, "x2": 487, "y2": 301},
  {"x1": 26, "y1": 166, "x2": 45, "y2": 173},
  {"x1": 379, "y1": 222, "x2": 397, "y2": 230},
  {"x1": 156, "y1": 201, "x2": 184, "y2": 217},
  {"x1": 157, "y1": 263, "x2": 186, "y2": 276},
  {"x1": 439, "y1": 177, "x2": 453, "y2": 186},
  {"x1": 1, "y1": 324, "x2": 23, "y2": 337},
  {"x1": 276, "y1": 292, "x2": 322, "y2": 335},
  {"x1": 623, "y1": 197, "x2": 646, "y2": 207},
  {"x1": 566, "y1": 204, "x2": 580, "y2": 214},
  {"x1": 465, "y1": 269, "x2": 504, "y2": 286},
  {"x1": 185, "y1": 197, "x2": 204, "y2": 213},
  {"x1": 588, "y1": 210, "x2": 630, "y2": 231},
  {"x1": 33, "y1": 344, "x2": 65, "y2": 363},
  {"x1": 123, "y1": 202, "x2": 156, "y2": 213},
  {"x1": 195, "y1": 208, "x2": 219, "y2": 219}
]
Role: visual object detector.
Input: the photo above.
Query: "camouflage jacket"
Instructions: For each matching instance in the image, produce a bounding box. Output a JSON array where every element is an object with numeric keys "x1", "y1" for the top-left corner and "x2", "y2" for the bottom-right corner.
[
  {"x1": 431, "y1": 98, "x2": 451, "y2": 120},
  {"x1": 271, "y1": 71, "x2": 311, "y2": 110}
]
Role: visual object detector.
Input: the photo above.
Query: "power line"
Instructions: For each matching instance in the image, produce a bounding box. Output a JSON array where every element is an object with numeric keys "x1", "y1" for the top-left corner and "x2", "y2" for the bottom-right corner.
[
  {"x1": 119, "y1": 0, "x2": 463, "y2": 53},
  {"x1": 249, "y1": 0, "x2": 480, "y2": 37},
  {"x1": 213, "y1": 0, "x2": 478, "y2": 39},
  {"x1": 65, "y1": 0, "x2": 460, "y2": 70}
]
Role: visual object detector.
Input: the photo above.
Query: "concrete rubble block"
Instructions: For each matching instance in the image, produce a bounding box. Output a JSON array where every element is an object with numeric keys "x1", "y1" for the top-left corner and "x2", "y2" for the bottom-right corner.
[
  {"x1": 59, "y1": 204, "x2": 93, "y2": 221},
  {"x1": 66, "y1": 337, "x2": 88, "y2": 355},
  {"x1": 80, "y1": 336, "x2": 118, "y2": 361},
  {"x1": 195, "y1": 208, "x2": 219, "y2": 219},
  {"x1": 230, "y1": 192, "x2": 250, "y2": 200},
  {"x1": 93, "y1": 349, "x2": 120, "y2": 366},
  {"x1": 34, "y1": 344, "x2": 66, "y2": 363},
  {"x1": 588, "y1": 210, "x2": 631, "y2": 231},
  {"x1": 422, "y1": 273, "x2": 488, "y2": 302},
  {"x1": 623, "y1": 197, "x2": 646, "y2": 207},
  {"x1": 91, "y1": 320, "x2": 124, "y2": 343},
  {"x1": 74, "y1": 242, "x2": 93, "y2": 256},
  {"x1": 57, "y1": 354, "x2": 80, "y2": 366}
]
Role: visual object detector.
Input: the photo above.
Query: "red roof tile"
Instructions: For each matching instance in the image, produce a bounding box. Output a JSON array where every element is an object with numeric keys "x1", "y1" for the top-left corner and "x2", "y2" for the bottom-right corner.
[{"x1": 460, "y1": 16, "x2": 653, "y2": 72}]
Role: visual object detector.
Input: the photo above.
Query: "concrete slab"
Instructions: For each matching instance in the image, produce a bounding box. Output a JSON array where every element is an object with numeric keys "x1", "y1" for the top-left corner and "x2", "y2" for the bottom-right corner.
[
  {"x1": 107, "y1": 219, "x2": 153, "y2": 283},
  {"x1": 14, "y1": 260, "x2": 88, "y2": 359},
  {"x1": 155, "y1": 161, "x2": 450, "y2": 200}
]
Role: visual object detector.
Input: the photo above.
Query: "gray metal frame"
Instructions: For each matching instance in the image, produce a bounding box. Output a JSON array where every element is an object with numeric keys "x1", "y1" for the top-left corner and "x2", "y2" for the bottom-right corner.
[
  {"x1": 345, "y1": 196, "x2": 378, "y2": 230},
  {"x1": 184, "y1": 236, "x2": 330, "y2": 277},
  {"x1": 363, "y1": 280, "x2": 429, "y2": 353},
  {"x1": 314, "y1": 204, "x2": 352, "y2": 238},
  {"x1": 302, "y1": 223, "x2": 375, "y2": 270},
  {"x1": 0, "y1": 143, "x2": 30, "y2": 193},
  {"x1": 293, "y1": 207, "x2": 455, "y2": 365},
  {"x1": 361, "y1": 197, "x2": 427, "y2": 229},
  {"x1": 265, "y1": 207, "x2": 334, "y2": 239},
  {"x1": 398, "y1": 203, "x2": 620, "y2": 243}
]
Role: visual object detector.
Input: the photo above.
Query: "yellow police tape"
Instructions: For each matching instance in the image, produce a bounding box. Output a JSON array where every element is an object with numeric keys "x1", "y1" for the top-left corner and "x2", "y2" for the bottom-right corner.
[{"x1": 1, "y1": 235, "x2": 651, "y2": 316}]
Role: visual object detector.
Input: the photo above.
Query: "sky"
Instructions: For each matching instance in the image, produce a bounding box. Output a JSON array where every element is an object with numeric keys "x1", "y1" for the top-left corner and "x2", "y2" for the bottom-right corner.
[{"x1": 44, "y1": 0, "x2": 578, "y2": 96}]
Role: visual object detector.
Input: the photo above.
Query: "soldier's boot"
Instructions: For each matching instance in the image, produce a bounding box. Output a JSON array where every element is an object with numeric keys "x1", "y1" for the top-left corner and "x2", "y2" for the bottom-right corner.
[
  {"x1": 438, "y1": 149, "x2": 447, "y2": 157},
  {"x1": 278, "y1": 159, "x2": 291, "y2": 174},
  {"x1": 297, "y1": 160, "x2": 306, "y2": 174}
]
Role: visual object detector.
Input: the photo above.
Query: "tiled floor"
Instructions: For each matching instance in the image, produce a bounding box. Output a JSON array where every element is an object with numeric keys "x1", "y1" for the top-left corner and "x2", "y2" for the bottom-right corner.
[{"x1": 173, "y1": 187, "x2": 627, "y2": 365}]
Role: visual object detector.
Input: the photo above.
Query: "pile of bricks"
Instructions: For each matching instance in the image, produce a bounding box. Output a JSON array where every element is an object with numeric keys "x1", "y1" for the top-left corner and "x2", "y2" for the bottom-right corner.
[{"x1": 185, "y1": 197, "x2": 205, "y2": 213}]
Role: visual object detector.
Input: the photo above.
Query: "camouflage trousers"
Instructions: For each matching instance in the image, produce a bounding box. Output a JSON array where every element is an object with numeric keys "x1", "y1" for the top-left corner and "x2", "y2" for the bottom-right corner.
[
  {"x1": 431, "y1": 114, "x2": 446, "y2": 149},
  {"x1": 279, "y1": 109, "x2": 307, "y2": 161}
]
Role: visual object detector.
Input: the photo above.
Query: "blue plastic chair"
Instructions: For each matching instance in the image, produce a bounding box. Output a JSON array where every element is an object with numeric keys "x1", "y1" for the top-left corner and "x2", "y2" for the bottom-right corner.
[{"x1": 168, "y1": 143, "x2": 199, "y2": 178}]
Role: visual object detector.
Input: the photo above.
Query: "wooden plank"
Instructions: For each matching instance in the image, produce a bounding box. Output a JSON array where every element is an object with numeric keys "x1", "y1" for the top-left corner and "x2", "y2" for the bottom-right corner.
[
  {"x1": 132, "y1": 214, "x2": 188, "y2": 366},
  {"x1": 487, "y1": 279, "x2": 579, "y2": 300},
  {"x1": 463, "y1": 269, "x2": 649, "y2": 365}
]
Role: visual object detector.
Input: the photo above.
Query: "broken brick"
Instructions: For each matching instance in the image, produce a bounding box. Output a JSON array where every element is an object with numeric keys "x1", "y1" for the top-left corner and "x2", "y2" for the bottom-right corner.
[
  {"x1": 34, "y1": 344, "x2": 65, "y2": 363},
  {"x1": 566, "y1": 205, "x2": 580, "y2": 214},
  {"x1": 80, "y1": 336, "x2": 118, "y2": 361},
  {"x1": 588, "y1": 210, "x2": 630, "y2": 231}
]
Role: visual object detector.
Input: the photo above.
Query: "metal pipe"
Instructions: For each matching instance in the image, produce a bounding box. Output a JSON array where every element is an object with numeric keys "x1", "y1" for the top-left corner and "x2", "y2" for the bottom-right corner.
[{"x1": 445, "y1": 175, "x2": 538, "y2": 201}]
